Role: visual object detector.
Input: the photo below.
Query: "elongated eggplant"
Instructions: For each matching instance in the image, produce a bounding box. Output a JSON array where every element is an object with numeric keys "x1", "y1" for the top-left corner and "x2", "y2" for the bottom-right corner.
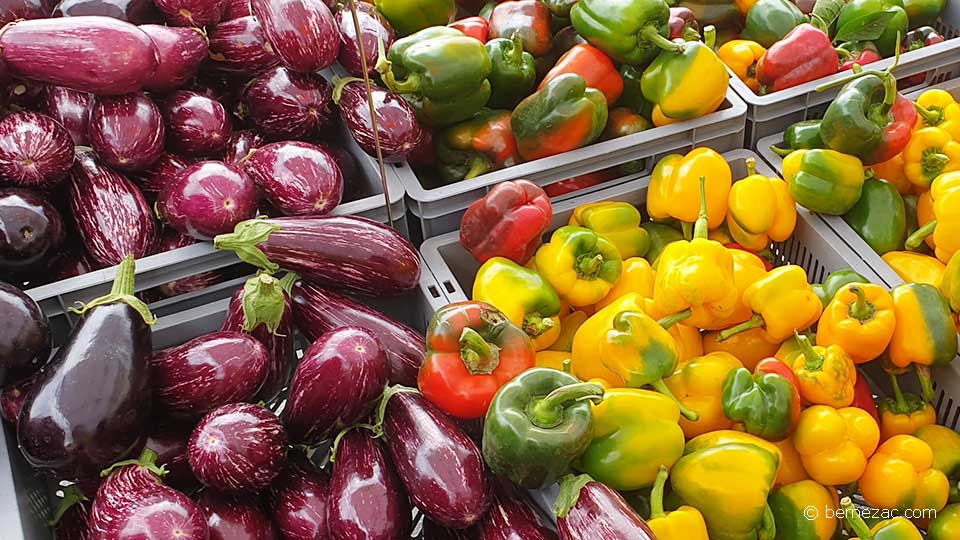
[
  {"x1": 163, "y1": 90, "x2": 233, "y2": 158},
  {"x1": 334, "y1": 78, "x2": 426, "y2": 163},
  {"x1": 53, "y1": 0, "x2": 164, "y2": 23},
  {"x1": 0, "y1": 0, "x2": 47, "y2": 24},
  {"x1": 215, "y1": 215, "x2": 421, "y2": 295},
  {"x1": 243, "y1": 141, "x2": 343, "y2": 216},
  {"x1": 554, "y1": 475, "x2": 655, "y2": 539},
  {"x1": 154, "y1": 0, "x2": 224, "y2": 26},
  {"x1": 335, "y1": 2, "x2": 393, "y2": 77},
  {"x1": 291, "y1": 282, "x2": 423, "y2": 386},
  {"x1": 381, "y1": 389, "x2": 490, "y2": 528},
  {"x1": 140, "y1": 25, "x2": 209, "y2": 94},
  {"x1": 158, "y1": 160, "x2": 258, "y2": 240},
  {"x1": 90, "y1": 92, "x2": 165, "y2": 172},
  {"x1": 131, "y1": 152, "x2": 191, "y2": 195},
  {"x1": 188, "y1": 402, "x2": 287, "y2": 493},
  {"x1": 43, "y1": 86, "x2": 94, "y2": 145},
  {"x1": 479, "y1": 478, "x2": 557, "y2": 540},
  {"x1": 1, "y1": 16, "x2": 159, "y2": 95},
  {"x1": 222, "y1": 0, "x2": 250, "y2": 18},
  {"x1": 69, "y1": 150, "x2": 157, "y2": 265},
  {"x1": 268, "y1": 455, "x2": 331, "y2": 540},
  {"x1": 0, "y1": 111, "x2": 74, "y2": 190},
  {"x1": 0, "y1": 188, "x2": 65, "y2": 275},
  {"x1": 209, "y1": 16, "x2": 281, "y2": 76},
  {"x1": 18, "y1": 257, "x2": 154, "y2": 479},
  {"x1": 197, "y1": 491, "x2": 278, "y2": 540},
  {"x1": 0, "y1": 282, "x2": 49, "y2": 386},
  {"x1": 225, "y1": 129, "x2": 264, "y2": 164},
  {"x1": 243, "y1": 66, "x2": 334, "y2": 140},
  {"x1": 52, "y1": 486, "x2": 92, "y2": 540},
  {"x1": 137, "y1": 420, "x2": 199, "y2": 493},
  {"x1": 251, "y1": 0, "x2": 338, "y2": 73}
]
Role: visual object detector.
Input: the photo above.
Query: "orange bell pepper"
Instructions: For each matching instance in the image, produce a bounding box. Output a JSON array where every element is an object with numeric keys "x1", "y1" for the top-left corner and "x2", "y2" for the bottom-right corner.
[{"x1": 538, "y1": 44, "x2": 624, "y2": 105}]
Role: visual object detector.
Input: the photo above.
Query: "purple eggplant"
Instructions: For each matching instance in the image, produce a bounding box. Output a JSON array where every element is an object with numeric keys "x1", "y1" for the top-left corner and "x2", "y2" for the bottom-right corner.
[
  {"x1": 291, "y1": 282, "x2": 423, "y2": 386},
  {"x1": 1, "y1": 375, "x2": 35, "y2": 426},
  {"x1": 243, "y1": 66, "x2": 335, "y2": 140},
  {"x1": 0, "y1": 16, "x2": 159, "y2": 95},
  {"x1": 89, "y1": 92, "x2": 165, "y2": 172},
  {"x1": 222, "y1": 0, "x2": 249, "y2": 18},
  {"x1": 382, "y1": 390, "x2": 490, "y2": 529},
  {"x1": 423, "y1": 521, "x2": 480, "y2": 540},
  {"x1": 320, "y1": 143, "x2": 360, "y2": 199},
  {"x1": 225, "y1": 129, "x2": 264, "y2": 164},
  {"x1": 335, "y1": 79, "x2": 426, "y2": 163},
  {"x1": 335, "y1": 2, "x2": 394, "y2": 77},
  {"x1": 138, "y1": 420, "x2": 199, "y2": 493},
  {"x1": 479, "y1": 478, "x2": 557, "y2": 540},
  {"x1": 69, "y1": 150, "x2": 157, "y2": 265},
  {"x1": 140, "y1": 25, "x2": 209, "y2": 94},
  {"x1": 150, "y1": 331, "x2": 270, "y2": 416},
  {"x1": 0, "y1": 188, "x2": 65, "y2": 275},
  {"x1": 283, "y1": 327, "x2": 388, "y2": 444},
  {"x1": 50, "y1": 245, "x2": 102, "y2": 280},
  {"x1": 43, "y1": 86, "x2": 94, "y2": 145},
  {"x1": 18, "y1": 257, "x2": 154, "y2": 479},
  {"x1": 209, "y1": 16, "x2": 281, "y2": 76},
  {"x1": 197, "y1": 491, "x2": 278, "y2": 540},
  {"x1": 268, "y1": 455, "x2": 331, "y2": 540},
  {"x1": 132, "y1": 152, "x2": 192, "y2": 195},
  {"x1": 0, "y1": 282, "x2": 49, "y2": 386},
  {"x1": 154, "y1": 0, "x2": 224, "y2": 26},
  {"x1": 555, "y1": 475, "x2": 655, "y2": 540},
  {"x1": 0, "y1": 0, "x2": 47, "y2": 24},
  {"x1": 51, "y1": 485, "x2": 91, "y2": 540},
  {"x1": 188, "y1": 70, "x2": 242, "y2": 112},
  {"x1": 251, "y1": 0, "x2": 338, "y2": 73},
  {"x1": 6, "y1": 78, "x2": 45, "y2": 108},
  {"x1": 163, "y1": 90, "x2": 233, "y2": 158},
  {"x1": 154, "y1": 228, "x2": 224, "y2": 297},
  {"x1": 0, "y1": 111, "x2": 74, "y2": 190},
  {"x1": 188, "y1": 402, "x2": 287, "y2": 493},
  {"x1": 215, "y1": 215, "x2": 421, "y2": 295},
  {"x1": 327, "y1": 428, "x2": 410, "y2": 539},
  {"x1": 244, "y1": 141, "x2": 343, "y2": 216},
  {"x1": 52, "y1": 0, "x2": 164, "y2": 23},
  {"x1": 158, "y1": 160, "x2": 258, "y2": 240}
]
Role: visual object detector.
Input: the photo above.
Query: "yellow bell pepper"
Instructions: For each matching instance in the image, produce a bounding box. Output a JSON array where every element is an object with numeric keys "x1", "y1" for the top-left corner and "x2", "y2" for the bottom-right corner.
[
  {"x1": 734, "y1": 0, "x2": 759, "y2": 15},
  {"x1": 647, "y1": 148, "x2": 733, "y2": 230},
  {"x1": 711, "y1": 248, "x2": 780, "y2": 332},
  {"x1": 708, "y1": 224, "x2": 735, "y2": 245},
  {"x1": 915, "y1": 89, "x2": 960, "y2": 141},
  {"x1": 718, "y1": 265, "x2": 823, "y2": 343},
  {"x1": 905, "y1": 170, "x2": 960, "y2": 263},
  {"x1": 568, "y1": 201, "x2": 649, "y2": 259},
  {"x1": 547, "y1": 310, "x2": 588, "y2": 352},
  {"x1": 718, "y1": 40, "x2": 765, "y2": 92},
  {"x1": 773, "y1": 437, "x2": 811, "y2": 486},
  {"x1": 534, "y1": 226, "x2": 622, "y2": 307},
  {"x1": 816, "y1": 283, "x2": 896, "y2": 364},
  {"x1": 703, "y1": 327, "x2": 780, "y2": 371},
  {"x1": 664, "y1": 351, "x2": 744, "y2": 438},
  {"x1": 670, "y1": 322, "x2": 704, "y2": 362},
  {"x1": 878, "y1": 373, "x2": 937, "y2": 441},
  {"x1": 860, "y1": 434, "x2": 950, "y2": 512},
  {"x1": 472, "y1": 257, "x2": 563, "y2": 350},
  {"x1": 571, "y1": 293, "x2": 641, "y2": 384},
  {"x1": 842, "y1": 498, "x2": 924, "y2": 540},
  {"x1": 882, "y1": 251, "x2": 945, "y2": 287},
  {"x1": 726, "y1": 158, "x2": 797, "y2": 251},
  {"x1": 647, "y1": 465, "x2": 710, "y2": 540},
  {"x1": 768, "y1": 480, "x2": 839, "y2": 540},
  {"x1": 594, "y1": 257, "x2": 654, "y2": 310},
  {"x1": 791, "y1": 332, "x2": 857, "y2": 407},
  {"x1": 941, "y1": 250, "x2": 960, "y2": 313},
  {"x1": 886, "y1": 283, "x2": 958, "y2": 400},
  {"x1": 534, "y1": 350, "x2": 570, "y2": 370},
  {"x1": 794, "y1": 405, "x2": 880, "y2": 486},
  {"x1": 867, "y1": 153, "x2": 913, "y2": 195},
  {"x1": 902, "y1": 127, "x2": 960, "y2": 188},
  {"x1": 775, "y1": 332, "x2": 809, "y2": 365}
]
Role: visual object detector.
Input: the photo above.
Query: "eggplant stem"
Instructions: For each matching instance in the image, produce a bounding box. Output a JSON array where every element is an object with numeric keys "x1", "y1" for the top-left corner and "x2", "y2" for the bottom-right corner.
[
  {"x1": 99, "y1": 448, "x2": 167, "y2": 480},
  {"x1": 328, "y1": 423, "x2": 378, "y2": 464},
  {"x1": 69, "y1": 256, "x2": 156, "y2": 325},
  {"x1": 371, "y1": 385, "x2": 420, "y2": 438},
  {"x1": 213, "y1": 218, "x2": 283, "y2": 273},
  {"x1": 240, "y1": 272, "x2": 287, "y2": 334},
  {"x1": 47, "y1": 485, "x2": 87, "y2": 528},
  {"x1": 331, "y1": 75, "x2": 364, "y2": 104}
]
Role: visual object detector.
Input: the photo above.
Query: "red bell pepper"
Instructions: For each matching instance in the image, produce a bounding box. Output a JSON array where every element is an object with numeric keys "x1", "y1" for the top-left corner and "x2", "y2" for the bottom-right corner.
[
  {"x1": 852, "y1": 371, "x2": 880, "y2": 423},
  {"x1": 839, "y1": 42, "x2": 882, "y2": 71},
  {"x1": 900, "y1": 27, "x2": 946, "y2": 87},
  {"x1": 488, "y1": 0, "x2": 553, "y2": 57},
  {"x1": 755, "y1": 357, "x2": 802, "y2": 428},
  {"x1": 449, "y1": 16, "x2": 489, "y2": 43},
  {"x1": 756, "y1": 23, "x2": 839, "y2": 94},
  {"x1": 418, "y1": 301, "x2": 536, "y2": 419},
  {"x1": 538, "y1": 44, "x2": 624, "y2": 105},
  {"x1": 460, "y1": 179, "x2": 553, "y2": 265},
  {"x1": 543, "y1": 169, "x2": 617, "y2": 197}
]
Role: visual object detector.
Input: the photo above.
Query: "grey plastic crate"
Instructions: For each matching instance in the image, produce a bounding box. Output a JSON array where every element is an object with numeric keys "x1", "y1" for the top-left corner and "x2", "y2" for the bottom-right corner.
[
  {"x1": 401, "y1": 89, "x2": 747, "y2": 240},
  {"x1": 737, "y1": 7, "x2": 960, "y2": 150}
]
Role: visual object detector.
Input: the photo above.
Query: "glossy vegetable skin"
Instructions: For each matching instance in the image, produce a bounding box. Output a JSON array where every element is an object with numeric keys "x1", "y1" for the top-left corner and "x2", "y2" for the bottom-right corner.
[
  {"x1": 555, "y1": 475, "x2": 656, "y2": 539},
  {"x1": 89, "y1": 92, "x2": 165, "y2": 172},
  {"x1": 154, "y1": 0, "x2": 225, "y2": 26},
  {"x1": 251, "y1": 0, "x2": 339, "y2": 73},
  {"x1": 0, "y1": 189, "x2": 65, "y2": 275},
  {"x1": 139, "y1": 25, "x2": 208, "y2": 93},
  {"x1": 479, "y1": 478, "x2": 557, "y2": 539},
  {"x1": 162, "y1": 90, "x2": 233, "y2": 158},
  {"x1": 268, "y1": 456, "x2": 331, "y2": 540},
  {"x1": 42, "y1": 86, "x2": 94, "y2": 146},
  {"x1": 335, "y1": 78, "x2": 428, "y2": 163},
  {"x1": 52, "y1": 0, "x2": 163, "y2": 23},
  {"x1": 208, "y1": 16, "x2": 282, "y2": 76},
  {"x1": 196, "y1": 491, "x2": 279, "y2": 540},
  {"x1": 336, "y1": 1, "x2": 395, "y2": 77},
  {"x1": 0, "y1": 283, "x2": 49, "y2": 387},
  {"x1": 243, "y1": 67, "x2": 335, "y2": 140},
  {"x1": 243, "y1": 141, "x2": 343, "y2": 216},
  {"x1": 158, "y1": 160, "x2": 258, "y2": 240},
  {"x1": 460, "y1": 180, "x2": 552, "y2": 265},
  {"x1": 0, "y1": 111, "x2": 74, "y2": 190}
]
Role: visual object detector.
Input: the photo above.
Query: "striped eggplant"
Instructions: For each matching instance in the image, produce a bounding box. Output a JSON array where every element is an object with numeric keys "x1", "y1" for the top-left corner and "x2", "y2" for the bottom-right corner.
[
  {"x1": 89, "y1": 92, "x2": 165, "y2": 172},
  {"x1": 138, "y1": 420, "x2": 199, "y2": 493},
  {"x1": 43, "y1": 86, "x2": 94, "y2": 146},
  {"x1": 158, "y1": 160, "x2": 258, "y2": 240},
  {"x1": 0, "y1": 188, "x2": 65, "y2": 275},
  {"x1": 335, "y1": 2, "x2": 394, "y2": 77},
  {"x1": 0, "y1": 282, "x2": 49, "y2": 387},
  {"x1": 320, "y1": 143, "x2": 360, "y2": 200},
  {"x1": 268, "y1": 455, "x2": 331, "y2": 540},
  {"x1": 479, "y1": 478, "x2": 557, "y2": 540},
  {"x1": 225, "y1": 130, "x2": 265, "y2": 164},
  {"x1": 163, "y1": 90, "x2": 233, "y2": 158},
  {"x1": 251, "y1": 0, "x2": 338, "y2": 73},
  {"x1": 140, "y1": 25, "x2": 209, "y2": 94},
  {"x1": 208, "y1": 16, "x2": 281, "y2": 76},
  {"x1": 222, "y1": 0, "x2": 251, "y2": 18},
  {"x1": 334, "y1": 79, "x2": 426, "y2": 163},
  {"x1": 131, "y1": 152, "x2": 191, "y2": 195},
  {"x1": 197, "y1": 491, "x2": 278, "y2": 540},
  {"x1": 52, "y1": 0, "x2": 164, "y2": 23},
  {"x1": 69, "y1": 150, "x2": 157, "y2": 266},
  {"x1": 291, "y1": 282, "x2": 423, "y2": 386},
  {"x1": 154, "y1": 0, "x2": 224, "y2": 26},
  {"x1": 0, "y1": 16, "x2": 159, "y2": 95},
  {"x1": 0, "y1": 111, "x2": 74, "y2": 190},
  {"x1": 243, "y1": 141, "x2": 343, "y2": 216},
  {"x1": 243, "y1": 66, "x2": 334, "y2": 140},
  {"x1": 215, "y1": 215, "x2": 421, "y2": 295},
  {"x1": 555, "y1": 475, "x2": 655, "y2": 540}
]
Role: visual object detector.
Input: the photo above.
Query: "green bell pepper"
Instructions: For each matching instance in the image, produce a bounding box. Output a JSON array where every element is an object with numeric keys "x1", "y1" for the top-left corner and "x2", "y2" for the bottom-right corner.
[
  {"x1": 842, "y1": 178, "x2": 907, "y2": 255},
  {"x1": 641, "y1": 221, "x2": 684, "y2": 265},
  {"x1": 903, "y1": 0, "x2": 947, "y2": 28},
  {"x1": 435, "y1": 109, "x2": 519, "y2": 182},
  {"x1": 930, "y1": 503, "x2": 960, "y2": 540},
  {"x1": 544, "y1": 0, "x2": 578, "y2": 18},
  {"x1": 812, "y1": 269, "x2": 870, "y2": 308},
  {"x1": 782, "y1": 149, "x2": 866, "y2": 215},
  {"x1": 904, "y1": 194, "x2": 934, "y2": 255},
  {"x1": 375, "y1": 0, "x2": 455, "y2": 36},
  {"x1": 771, "y1": 120, "x2": 825, "y2": 157},
  {"x1": 618, "y1": 65, "x2": 655, "y2": 117},
  {"x1": 836, "y1": 0, "x2": 909, "y2": 57},
  {"x1": 640, "y1": 29, "x2": 730, "y2": 122},
  {"x1": 721, "y1": 367, "x2": 798, "y2": 442},
  {"x1": 741, "y1": 0, "x2": 808, "y2": 48},
  {"x1": 676, "y1": 0, "x2": 740, "y2": 26},
  {"x1": 482, "y1": 367, "x2": 604, "y2": 489},
  {"x1": 569, "y1": 0, "x2": 675, "y2": 65},
  {"x1": 485, "y1": 37, "x2": 537, "y2": 109}
]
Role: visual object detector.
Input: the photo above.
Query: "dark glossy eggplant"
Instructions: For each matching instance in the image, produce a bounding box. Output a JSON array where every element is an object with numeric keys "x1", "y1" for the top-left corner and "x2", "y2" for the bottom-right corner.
[
  {"x1": 154, "y1": 0, "x2": 224, "y2": 26},
  {"x1": 132, "y1": 152, "x2": 192, "y2": 195},
  {"x1": 335, "y1": 2, "x2": 393, "y2": 77},
  {"x1": 188, "y1": 71, "x2": 242, "y2": 112},
  {"x1": 0, "y1": 188, "x2": 65, "y2": 275},
  {"x1": 382, "y1": 390, "x2": 490, "y2": 529},
  {"x1": 225, "y1": 129, "x2": 264, "y2": 164},
  {"x1": 90, "y1": 92, "x2": 165, "y2": 172},
  {"x1": 268, "y1": 455, "x2": 331, "y2": 540},
  {"x1": 243, "y1": 66, "x2": 335, "y2": 140},
  {"x1": 197, "y1": 491, "x2": 278, "y2": 540},
  {"x1": 0, "y1": 282, "x2": 49, "y2": 386},
  {"x1": 244, "y1": 141, "x2": 343, "y2": 216},
  {"x1": 6, "y1": 78, "x2": 45, "y2": 108},
  {"x1": 69, "y1": 150, "x2": 157, "y2": 265},
  {"x1": 291, "y1": 282, "x2": 423, "y2": 386},
  {"x1": 52, "y1": 486, "x2": 91, "y2": 540},
  {"x1": 52, "y1": 0, "x2": 164, "y2": 23},
  {"x1": 43, "y1": 86, "x2": 94, "y2": 145},
  {"x1": 423, "y1": 520, "x2": 480, "y2": 540},
  {"x1": 215, "y1": 215, "x2": 421, "y2": 295},
  {"x1": 555, "y1": 476, "x2": 655, "y2": 540},
  {"x1": 479, "y1": 478, "x2": 557, "y2": 540},
  {"x1": 335, "y1": 79, "x2": 426, "y2": 163},
  {"x1": 188, "y1": 402, "x2": 287, "y2": 493},
  {"x1": 0, "y1": 0, "x2": 47, "y2": 24},
  {"x1": 138, "y1": 420, "x2": 199, "y2": 493},
  {"x1": 158, "y1": 160, "x2": 258, "y2": 240},
  {"x1": 283, "y1": 326, "x2": 388, "y2": 444},
  {"x1": 0, "y1": 16, "x2": 159, "y2": 95},
  {"x1": 251, "y1": 0, "x2": 338, "y2": 73},
  {"x1": 0, "y1": 111, "x2": 74, "y2": 190},
  {"x1": 222, "y1": 0, "x2": 249, "y2": 18},
  {"x1": 319, "y1": 143, "x2": 360, "y2": 199},
  {"x1": 1, "y1": 374, "x2": 35, "y2": 426},
  {"x1": 50, "y1": 245, "x2": 102, "y2": 281},
  {"x1": 150, "y1": 331, "x2": 270, "y2": 416},
  {"x1": 140, "y1": 25, "x2": 209, "y2": 94},
  {"x1": 17, "y1": 257, "x2": 154, "y2": 479},
  {"x1": 209, "y1": 16, "x2": 281, "y2": 76},
  {"x1": 163, "y1": 90, "x2": 233, "y2": 158}
]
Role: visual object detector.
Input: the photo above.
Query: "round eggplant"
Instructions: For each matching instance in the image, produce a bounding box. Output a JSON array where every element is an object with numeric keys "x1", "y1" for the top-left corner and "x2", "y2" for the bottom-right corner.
[
  {"x1": 335, "y1": 79, "x2": 426, "y2": 163},
  {"x1": 138, "y1": 420, "x2": 199, "y2": 493},
  {"x1": 283, "y1": 327, "x2": 388, "y2": 444},
  {"x1": 0, "y1": 282, "x2": 50, "y2": 386},
  {"x1": 43, "y1": 86, "x2": 94, "y2": 146},
  {"x1": 327, "y1": 429, "x2": 410, "y2": 539},
  {"x1": 244, "y1": 141, "x2": 343, "y2": 216},
  {"x1": 154, "y1": 0, "x2": 224, "y2": 26},
  {"x1": 0, "y1": 111, "x2": 74, "y2": 190},
  {"x1": 0, "y1": 188, "x2": 65, "y2": 275},
  {"x1": 140, "y1": 25, "x2": 209, "y2": 94},
  {"x1": 0, "y1": 0, "x2": 47, "y2": 24},
  {"x1": 335, "y1": 2, "x2": 394, "y2": 77},
  {"x1": 479, "y1": 478, "x2": 557, "y2": 540},
  {"x1": 556, "y1": 477, "x2": 655, "y2": 539},
  {"x1": 158, "y1": 160, "x2": 258, "y2": 240},
  {"x1": 90, "y1": 92, "x2": 165, "y2": 172},
  {"x1": 222, "y1": 0, "x2": 249, "y2": 18},
  {"x1": 208, "y1": 16, "x2": 281, "y2": 76},
  {"x1": 163, "y1": 90, "x2": 233, "y2": 158},
  {"x1": 224, "y1": 129, "x2": 264, "y2": 164},
  {"x1": 52, "y1": 0, "x2": 164, "y2": 23},
  {"x1": 243, "y1": 66, "x2": 334, "y2": 140},
  {"x1": 268, "y1": 456, "x2": 330, "y2": 540},
  {"x1": 197, "y1": 491, "x2": 278, "y2": 540},
  {"x1": 188, "y1": 402, "x2": 287, "y2": 493},
  {"x1": 0, "y1": 16, "x2": 159, "y2": 95},
  {"x1": 251, "y1": 0, "x2": 338, "y2": 73},
  {"x1": 1, "y1": 375, "x2": 36, "y2": 426},
  {"x1": 131, "y1": 152, "x2": 191, "y2": 195},
  {"x1": 150, "y1": 331, "x2": 270, "y2": 416},
  {"x1": 69, "y1": 151, "x2": 157, "y2": 265}
]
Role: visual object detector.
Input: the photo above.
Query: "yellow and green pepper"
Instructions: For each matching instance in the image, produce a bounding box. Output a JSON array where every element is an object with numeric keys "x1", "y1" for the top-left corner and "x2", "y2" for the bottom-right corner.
[
  {"x1": 768, "y1": 480, "x2": 839, "y2": 540},
  {"x1": 791, "y1": 332, "x2": 857, "y2": 408},
  {"x1": 664, "y1": 351, "x2": 743, "y2": 438},
  {"x1": 879, "y1": 373, "x2": 937, "y2": 441},
  {"x1": 647, "y1": 465, "x2": 709, "y2": 540},
  {"x1": 905, "y1": 170, "x2": 960, "y2": 262},
  {"x1": 719, "y1": 265, "x2": 823, "y2": 343},
  {"x1": 860, "y1": 434, "x2": 950, "y2": 513},
  {"x1": 473, "y1": 257, "x2": 563, "y2": 350},
  {"x1": 726, "y1": 158, "x2": 797, "y2": 251},
  {"x1": 816, "y1": 283, "x2": 896, "y2": 364},
  {"x1": 569, "y1": 202, "x2": 649, "y2": 259},
  {"x1": 535, "y1": 225, "x2": 623, "y2": 307},
  {"x1": 782, "y1": 149, "x2": 865, "y2": 215}
]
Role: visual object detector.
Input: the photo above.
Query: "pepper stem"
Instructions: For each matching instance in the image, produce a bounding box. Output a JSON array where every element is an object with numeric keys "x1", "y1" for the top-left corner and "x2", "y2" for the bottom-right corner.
[
  {"x1": 331, "y1": 76, "x2": 364, "y2": 104},
  {"x1": 48, "y1": 485, "x2": 87, "y2": 527},
  {"x1": 703, "y1": 25, "x2": 716, "y2": 50},
  {"x1": 527, "y1": 382, "x2": 605, "y2": 429},
  {"x1": 576, "y1": 253, "x2": 604, "y2": 278},
  {"x1": 523, "y1": 313, "x2": 555, "y2": 338},
  {"x1": 905, "y1": 219, "x2": 937, "y2": 250},
  {"x1": 759, "y1": 504, "x2": 777, "y2": 540},
  {"x1": 841, "y1": 497, "x2": 874, "y2": 540},
  {"x1": 562, "y1": 358, "x2": 573, "y2": 374},
  {"x1": 745, "y1": 157, "x2": 757, "y2": 176},
  {"x1": 916, "y1": 364, "x2": 936, "y2": 403},
  {"x1": 464, "y1": 155, "x2": 491, "y2": 180},
  {"x1": 68, "y1": 256, "x2": 156, "y2": 326},
  {"x1": 640, "y1": 23, "x2": 684, "y2": 53},
  {"x1": 648, "y1": 465, "x2": 669, "y2": 520},
  {"x1": 460, "y1": 327, "x2": 501, "y2": 374},
  {"x1": 796, "y1": 330, "x2": 825, "y2": 371},
  {"x1": 914, "y1": 102, "x2": 945, "y2": 126},
  {"x1": 847, "y1": 286, "x2": 876, "y2": 322},
  {"x1": 717, "y1": 313, "x2": 764, "y2": 341},
  {"x1": 693, "y1": 176, "x2": 710, "y2": 239},
  {"x1": 658, "y1": 309, "x2": 692, "y2": 330},
  {"x1": 509, "y1": 33, "x2": 526, "y2": 63},
  {"x1": 652, "y1": 379, "x2": 700, "y2": 421},
  {"x1": 890, "y1": 372, "x2": 907, "y2": 410},
  {"x1": 769, "y1": 145, "x2": 793, "y2": 157}
]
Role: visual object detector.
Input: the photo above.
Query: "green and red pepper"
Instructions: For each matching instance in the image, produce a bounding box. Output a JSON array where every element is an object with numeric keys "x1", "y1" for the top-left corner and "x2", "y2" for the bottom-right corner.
[
  {"x1": 436, "y1": 109, "x2": 520, "y2": 182},
  {"x1": 756, "y1": 24, "x2": 839, "y2": 94},
  {"x1": 721, "y1": 358, "x2": 802, "y2": 441}
]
